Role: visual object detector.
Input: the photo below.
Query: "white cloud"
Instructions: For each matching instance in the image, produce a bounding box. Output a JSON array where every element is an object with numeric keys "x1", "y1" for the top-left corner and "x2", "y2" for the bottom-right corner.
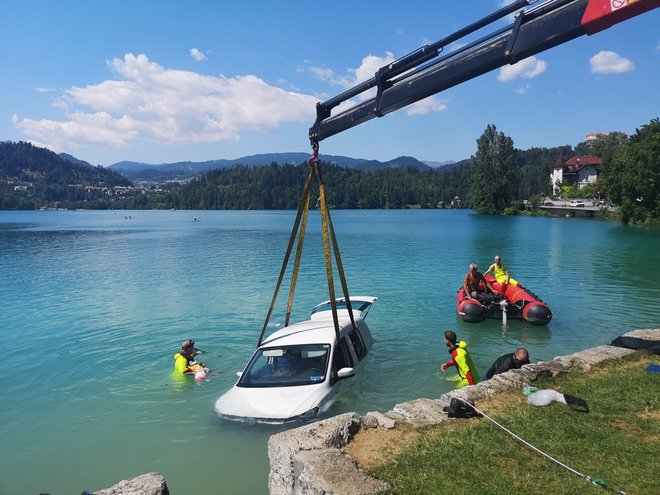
[
  {"x1": 498, "y1": 56, "x2": 547, "y2": 81},
  {"x1": 13, "y1": 53, "x2": 318, "y2": 151},
  {"x1": 309, "y1": 51, "x2": 448, "y2": 116},
  {"x1": 190, "y1": 48, "x2": 207, "y2": 61},
  {"x1": 406, "y1": 96, "x2": 448, "y2": 115},
  {"x1": 350, "y1": 52, "x2": 395, "y2": 87},
  {"x1": 515, "y1": 84, "x2": 530, "y2": 95},
  {"x1": 589, "y1": 50, "x2": 634, "y2": 74},
  {"x1": 35, "y1": 87, "x2": 57, "y2": 93},
  {"x1": 309, "y1": 52, "x2": 396, "y2": 101}
]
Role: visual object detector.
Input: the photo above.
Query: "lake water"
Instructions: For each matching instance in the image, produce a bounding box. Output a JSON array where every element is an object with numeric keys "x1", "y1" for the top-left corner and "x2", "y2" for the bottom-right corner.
[{"x1": 1, "y1": 209, "x2": 659, "y2": 495}]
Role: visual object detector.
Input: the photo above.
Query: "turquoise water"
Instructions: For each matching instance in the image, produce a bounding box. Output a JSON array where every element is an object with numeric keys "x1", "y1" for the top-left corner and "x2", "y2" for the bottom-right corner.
[{"x1": 1, "y1": 209, "x2": 659, "y2": 495}]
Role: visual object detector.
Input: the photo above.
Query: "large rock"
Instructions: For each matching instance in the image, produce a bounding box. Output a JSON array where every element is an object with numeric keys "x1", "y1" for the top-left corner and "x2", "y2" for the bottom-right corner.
[
  {"x1": 295, "y1": 449, "x2": 389, "y2": 495},
  {"x1": 268, "y1": 413, "x2": 362, "y2": 495},
  {"x1": 611, "y1": 328, "x2": 660, "y2": 353},
  {"x1": 93, "y1": 472, "x2": 169, "y2": 495}
]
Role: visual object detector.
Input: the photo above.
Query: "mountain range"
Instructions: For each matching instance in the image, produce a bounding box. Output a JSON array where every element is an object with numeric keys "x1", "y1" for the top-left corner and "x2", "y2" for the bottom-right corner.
[{"x1": 103, "y1": 153, "x2": 457, "y2": 181}]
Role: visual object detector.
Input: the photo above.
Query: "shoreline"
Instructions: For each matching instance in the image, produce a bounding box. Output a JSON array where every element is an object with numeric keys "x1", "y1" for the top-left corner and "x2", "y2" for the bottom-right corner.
[{"x1": 266, "y1": 328, "x2": 659, "y2": 495}]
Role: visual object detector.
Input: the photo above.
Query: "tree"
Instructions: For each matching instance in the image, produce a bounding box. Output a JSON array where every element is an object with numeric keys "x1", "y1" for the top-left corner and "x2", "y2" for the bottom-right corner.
[
  {"x1": 605, "y1": 119, "x2": 660, "y2": 224},
  {"x1": 467, "y1": 125, "x2": 518, "y2": 214},
  {"x1": 574, "y1": 132, "x2": 628, "y2": 162}
]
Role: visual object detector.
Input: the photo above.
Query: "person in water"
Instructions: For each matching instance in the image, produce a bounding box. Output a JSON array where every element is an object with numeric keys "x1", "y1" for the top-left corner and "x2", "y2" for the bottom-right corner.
[
  {"x1": 463, "y1": 263, "x2": 496, "y2": 300},
  {"x1": 485, "y1": 348, "x2": 529, "y2": 380},
  {"x1": 173, "y1": 339, "x2": 206, "y2": 375},
  {"x1": 485, "y1": 255, "x2": 519, "y2": 288},
  {"x1": 440, "y1": 330, "x2": 479, "y2": 388}
]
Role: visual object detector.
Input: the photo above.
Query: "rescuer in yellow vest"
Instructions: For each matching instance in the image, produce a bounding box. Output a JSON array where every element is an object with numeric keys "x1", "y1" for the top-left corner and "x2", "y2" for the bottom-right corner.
[
  {"x1": 440, "y1": 330, "x2": 479, "y2": 388},
  {"x1": 485, "y1": 255, "x2": 519, "y2": 288}
]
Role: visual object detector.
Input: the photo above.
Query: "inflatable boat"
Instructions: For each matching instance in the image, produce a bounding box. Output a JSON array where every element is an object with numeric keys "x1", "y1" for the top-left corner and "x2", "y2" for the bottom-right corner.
[{"x1": 456, "y1": 274, "x2": 552, "y2": 325}]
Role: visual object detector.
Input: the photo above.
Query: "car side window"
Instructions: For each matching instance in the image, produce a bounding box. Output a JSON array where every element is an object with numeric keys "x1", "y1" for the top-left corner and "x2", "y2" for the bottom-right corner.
[
  {"x1": 348, "y1": 329, "x2": 367, "y2": 362},
  {"x1": 331, "y1": 340, "x2": 353, "y2": 383}
]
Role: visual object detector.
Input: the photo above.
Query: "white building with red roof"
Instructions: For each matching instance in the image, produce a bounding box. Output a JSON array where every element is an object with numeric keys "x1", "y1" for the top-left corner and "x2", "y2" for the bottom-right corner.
[{"x1": 549, "y1": 155, "x2": 601, "y2": 195}]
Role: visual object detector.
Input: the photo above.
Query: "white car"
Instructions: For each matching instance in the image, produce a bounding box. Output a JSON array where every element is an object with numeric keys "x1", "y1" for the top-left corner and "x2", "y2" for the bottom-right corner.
[
  {"x1": 214, "y1": 296, "x2": 377, "y2": 424},
  {"x1": 569, "y1": 200, "x2": 585, "y2": 207}
]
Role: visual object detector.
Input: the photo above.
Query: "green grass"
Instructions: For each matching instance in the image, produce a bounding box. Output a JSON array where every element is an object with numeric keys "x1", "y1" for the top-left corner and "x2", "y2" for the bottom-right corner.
[{"x1": 369, "y1": 352, "x2": 659, "y2": 495}]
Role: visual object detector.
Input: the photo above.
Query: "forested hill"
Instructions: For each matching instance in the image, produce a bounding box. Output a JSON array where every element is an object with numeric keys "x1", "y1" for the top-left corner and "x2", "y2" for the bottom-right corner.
[
  {"x1": 0, "y1": 141, "x2": 131, "y2": 209},
  {"x1": 0, "y1": 140, "x2": 572, "y2": 210},
  {"x1": 1, "y1": 141, "x2": 130, "y2": 186},
  {"x1": 166, "y1": 144, "x2": 568, "y2": 210},
  {"x1": 108, "y1": 153, "x2": 433, "y2": 180},
  {"x1": 169, "y1": 161, "x2": 470, "y2": 210}
]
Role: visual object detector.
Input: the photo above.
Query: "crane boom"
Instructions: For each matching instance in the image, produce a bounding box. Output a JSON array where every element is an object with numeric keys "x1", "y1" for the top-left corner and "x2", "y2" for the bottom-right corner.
[{"x1": 309, "y1": 0, "x2": 659, "y2": 144}]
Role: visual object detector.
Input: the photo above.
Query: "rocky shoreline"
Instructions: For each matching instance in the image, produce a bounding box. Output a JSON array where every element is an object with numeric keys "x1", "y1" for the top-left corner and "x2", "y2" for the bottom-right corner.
[{"x1": 89, "y1": 329, "x2": 658, "y2": 495}]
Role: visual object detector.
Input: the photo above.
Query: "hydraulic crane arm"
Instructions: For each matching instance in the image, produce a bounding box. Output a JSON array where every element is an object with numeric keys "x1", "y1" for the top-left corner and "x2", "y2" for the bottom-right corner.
[{"x1": 309, "y1": 0, "x2": 659, "y2": 144}]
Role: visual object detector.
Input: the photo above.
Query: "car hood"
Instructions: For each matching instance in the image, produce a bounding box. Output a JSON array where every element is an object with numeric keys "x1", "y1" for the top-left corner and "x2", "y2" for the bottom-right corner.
[{"x1": 214, "y1": 382, "x2": 332, "y2": 422}]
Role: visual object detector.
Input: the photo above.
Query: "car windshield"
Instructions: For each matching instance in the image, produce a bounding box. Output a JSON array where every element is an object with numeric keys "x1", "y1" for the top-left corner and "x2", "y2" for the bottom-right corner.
[{"x1": 237, "y1": 344, "x2": 330, "y2": 388}]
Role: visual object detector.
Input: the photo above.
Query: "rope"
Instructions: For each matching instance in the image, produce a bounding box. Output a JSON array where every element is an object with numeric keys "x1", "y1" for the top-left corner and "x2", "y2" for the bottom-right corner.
[{"x1": 465, "y1": 401, "x2": 628, "y2": 494}]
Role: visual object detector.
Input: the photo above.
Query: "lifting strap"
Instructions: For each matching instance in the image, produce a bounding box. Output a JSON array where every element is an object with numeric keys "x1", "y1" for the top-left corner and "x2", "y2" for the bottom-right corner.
[{"x1": 256, "y1": 141, "x2": 356, "y2": 347}]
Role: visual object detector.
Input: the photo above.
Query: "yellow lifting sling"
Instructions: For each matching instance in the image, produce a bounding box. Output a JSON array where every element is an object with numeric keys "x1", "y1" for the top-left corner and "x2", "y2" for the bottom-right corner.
[{"x1": 257, "y1": 141, "x2": 356, "y2": 347}]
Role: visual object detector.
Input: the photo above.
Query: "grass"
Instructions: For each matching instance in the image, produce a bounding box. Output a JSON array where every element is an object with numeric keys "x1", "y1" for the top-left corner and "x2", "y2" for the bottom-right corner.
[{"x1": 367, "y1": 351, "x2": 659, "y2": 495}]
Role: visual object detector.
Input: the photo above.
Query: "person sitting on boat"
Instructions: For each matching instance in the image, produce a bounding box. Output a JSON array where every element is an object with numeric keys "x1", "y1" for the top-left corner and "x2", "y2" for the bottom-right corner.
[
  {"x1": 440, "y1": 330, "x2": 479, "y2": 388},
  {"x1": 173, "y1": 339, "x2": 206, "y2": 375},
  {"x1": 485, "y1": 255, "x2": 519, "y2": 289},
  {"x1": 485, "y1": 348, "x2": 529, "y2": 380},
  {"x1": 463, "y1": 263, "x2": 497, "y2": 300}
]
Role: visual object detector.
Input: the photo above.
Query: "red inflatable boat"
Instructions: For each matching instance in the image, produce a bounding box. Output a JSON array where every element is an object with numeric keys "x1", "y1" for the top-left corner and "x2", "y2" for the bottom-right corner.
[{"x1": 456, "y1": 274, "x2": 552, "y2": 325}]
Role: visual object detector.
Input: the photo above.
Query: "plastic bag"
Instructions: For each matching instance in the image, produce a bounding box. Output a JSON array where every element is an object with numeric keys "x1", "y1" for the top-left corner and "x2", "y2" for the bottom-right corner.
[
  {"x1": 527, "y1": 389, "x2": 590, "y2": 412},
  {"x1": 527, "y1": 389, "x2": 566, "y2": 406}
]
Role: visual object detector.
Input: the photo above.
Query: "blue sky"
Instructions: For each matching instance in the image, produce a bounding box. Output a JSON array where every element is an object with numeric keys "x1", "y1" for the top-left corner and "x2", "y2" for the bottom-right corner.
[{"x1": 1, "y1": 0, "x2": 658, "y2": 166}]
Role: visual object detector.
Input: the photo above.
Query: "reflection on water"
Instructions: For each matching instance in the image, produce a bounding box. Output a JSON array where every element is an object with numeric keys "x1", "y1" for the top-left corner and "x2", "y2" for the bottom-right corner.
[{"x1": 0, "y1": 209, "x2": 659, "y2": 495}]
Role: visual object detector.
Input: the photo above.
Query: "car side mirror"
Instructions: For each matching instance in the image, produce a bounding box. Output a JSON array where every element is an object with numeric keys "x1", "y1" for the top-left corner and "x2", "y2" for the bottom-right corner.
[{"x1": 336, "y1": 367, "x2": 355, "y2": 379}]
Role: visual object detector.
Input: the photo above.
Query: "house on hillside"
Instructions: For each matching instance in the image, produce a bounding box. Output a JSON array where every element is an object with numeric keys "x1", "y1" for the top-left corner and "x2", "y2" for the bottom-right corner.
[
  {"x1": 549, "y1": 155, "x2": 601, "y2": 196},
  {"x1": 585, "y1": 132, "x2": 609, "y2": 141}
]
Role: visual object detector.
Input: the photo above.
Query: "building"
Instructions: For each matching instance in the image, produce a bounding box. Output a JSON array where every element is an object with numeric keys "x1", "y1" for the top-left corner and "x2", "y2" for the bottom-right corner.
[
  {"x1": 585, "y1": 132, "x2": 609, "y2": 141},
  {"x1": 549, "y1": 155, "x2": 601, "y2": 195}
]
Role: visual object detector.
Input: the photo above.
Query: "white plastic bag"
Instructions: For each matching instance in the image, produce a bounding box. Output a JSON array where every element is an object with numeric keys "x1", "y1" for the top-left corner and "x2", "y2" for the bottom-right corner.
[{"x1": 527, "y1": 389, "x2": 566, "y2": 407}]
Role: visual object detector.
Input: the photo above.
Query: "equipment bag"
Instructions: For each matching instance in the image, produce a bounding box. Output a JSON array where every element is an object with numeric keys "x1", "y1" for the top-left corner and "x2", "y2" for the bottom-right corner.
[{"x1": 443, "y1": 398, "x2": 482, "y2": 419}]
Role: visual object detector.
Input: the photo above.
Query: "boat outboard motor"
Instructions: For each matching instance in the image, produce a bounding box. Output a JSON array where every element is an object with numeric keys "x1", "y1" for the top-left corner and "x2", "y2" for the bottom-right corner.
[{"x1": 499, "y1": 298, "x2": 508, "y2": 325}]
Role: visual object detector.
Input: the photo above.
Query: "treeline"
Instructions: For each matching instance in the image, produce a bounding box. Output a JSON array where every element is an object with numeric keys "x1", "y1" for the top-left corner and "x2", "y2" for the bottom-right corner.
[
  {"x1": 167, "y1": 162, "x2": 471, "y2": 210},
  {"x1": 0, "y1": 141, "x2": 131, "y2": 210},
  {"x1": 164, "y1": 144, "x2": 563, "y2": 210},
  {"x1": 465, "y1": 119, "x2": 659, "y2": 224}
]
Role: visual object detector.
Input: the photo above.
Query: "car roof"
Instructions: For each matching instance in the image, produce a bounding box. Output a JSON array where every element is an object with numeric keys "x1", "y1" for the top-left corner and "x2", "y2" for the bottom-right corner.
[{"x1": 261, "y1": 316, "x2": 358, "y2": 347}]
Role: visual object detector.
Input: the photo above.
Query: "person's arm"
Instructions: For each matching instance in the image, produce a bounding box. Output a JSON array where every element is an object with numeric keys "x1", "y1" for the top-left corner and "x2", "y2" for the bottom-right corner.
[
  {"x1": 479, "y1": 273, "x2": 496, "y2": 294},
  {"x1": 485, "y1": 362, "x2": 496, "y2": 380},
  {"x1": 485, "y1": 263, "x2": 495, "y2": 276},
  {"x1": 440, "y1": 356, "x2": 456, "y2": 372},
  {"x1": 463, "y1": 275, "x2": 472, "y2": 299},
  {"x1": 486, "y1": 279, "x2": 497, "y2": 293}
]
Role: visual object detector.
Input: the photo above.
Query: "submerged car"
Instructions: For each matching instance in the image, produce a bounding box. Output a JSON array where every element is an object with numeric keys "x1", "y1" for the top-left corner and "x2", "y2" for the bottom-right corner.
[{"x1": 214, "y1": 296, "x2": 377, "y2": 424}]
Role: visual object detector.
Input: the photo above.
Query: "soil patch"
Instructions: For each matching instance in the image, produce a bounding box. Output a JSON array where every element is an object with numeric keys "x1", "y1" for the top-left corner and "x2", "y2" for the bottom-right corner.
[{"x1": 345, "y1": 424, "x2": 420, "y2": 470}]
